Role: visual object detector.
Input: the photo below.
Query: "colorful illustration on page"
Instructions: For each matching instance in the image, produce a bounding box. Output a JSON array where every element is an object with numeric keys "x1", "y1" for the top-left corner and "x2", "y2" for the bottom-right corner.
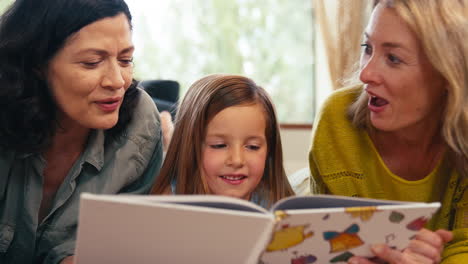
[
  {"x1": 330, "y1": 251, "x2": 354, "y2": 263},
  {"x1": 290, "y1": 251, "x2": 317, "y2": 264},
  {"x1": 274, "y1": 210, "x2": 290, "y2": 222},
  {"x1": 345, "y1": 206, "x2": 378, "y2": 222},
  {"x1": 406, "y1": 216, "x2": 428, "y2": 231},
  {"x1": 266, "y1": 223, "x2": 314, "y2": 252},
  {"x1": 389, "y1": 211, "x2": 405, "y2": 223},
  {"x1": 323, "y1": 223, "x2": 364, "y2": 253}
]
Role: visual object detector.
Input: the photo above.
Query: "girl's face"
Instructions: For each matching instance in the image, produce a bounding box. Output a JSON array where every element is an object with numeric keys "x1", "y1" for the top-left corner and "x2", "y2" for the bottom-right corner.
[
  {"x1": 201, "y1": 103, "x2": 268, "y2": 201},
  {"x1": 359, "y1": 4, "x2": 446, "y2": 133},
  {"x1": 46, "y1": 13, "x2": 134, "y2": 131}
]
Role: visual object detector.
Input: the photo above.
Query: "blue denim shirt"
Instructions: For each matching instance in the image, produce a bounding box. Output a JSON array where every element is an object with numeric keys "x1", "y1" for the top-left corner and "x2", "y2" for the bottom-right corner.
[{"x1": 0, "y1": 89, "x2": 163, "y2": 264}]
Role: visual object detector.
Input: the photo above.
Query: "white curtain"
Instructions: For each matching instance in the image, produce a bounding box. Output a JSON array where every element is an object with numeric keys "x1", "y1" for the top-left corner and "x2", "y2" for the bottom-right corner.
[{"x1": 315, "y1": 0, "x2": 372, "y2": 89}]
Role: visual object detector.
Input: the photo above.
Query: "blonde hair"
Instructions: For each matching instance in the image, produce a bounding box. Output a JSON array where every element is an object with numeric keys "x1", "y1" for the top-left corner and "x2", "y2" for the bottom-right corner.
[
  {"x1": 151, "y1": 74, "x2": 294, "y2": 206},
  {"x1": 348, "y1": 0, "x2": 468, "y2": 176}
]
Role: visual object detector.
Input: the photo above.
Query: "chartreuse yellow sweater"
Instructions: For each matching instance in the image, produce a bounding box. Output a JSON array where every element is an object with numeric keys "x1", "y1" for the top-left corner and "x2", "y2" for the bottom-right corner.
[{"x1": 309, "y1": 86, "x2": 468, "y2": 263}]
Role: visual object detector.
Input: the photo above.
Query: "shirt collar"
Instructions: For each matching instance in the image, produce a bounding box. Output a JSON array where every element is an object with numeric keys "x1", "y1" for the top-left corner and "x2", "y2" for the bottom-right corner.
[{"x1": 83, "y1": 129, "x2": 105, "y2": 171}]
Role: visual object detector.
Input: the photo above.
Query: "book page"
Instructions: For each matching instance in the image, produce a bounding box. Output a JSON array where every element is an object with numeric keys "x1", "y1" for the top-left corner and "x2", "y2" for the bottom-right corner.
[
  {"x1": 75, "y1": 194, "x2": 273, "y2": 264},
  {"x1": 271, "y1": 194, "x2": 417, "y2": 211},
  {"x1": 261, "y1": 200, "x2": 440, "y2": 263},
  {"x1": 132, "y1": 194, "x2": 269, "y2": 214}
]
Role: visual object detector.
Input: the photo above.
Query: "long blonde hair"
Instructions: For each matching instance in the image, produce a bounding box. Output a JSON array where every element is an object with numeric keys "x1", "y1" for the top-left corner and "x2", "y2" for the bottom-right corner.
[
  {"x1": 348, "y1": 0, "x2": 468, "y2": 177},
  {"x1": 151, "y1": 74, "x2": 294, "y2": 206}
]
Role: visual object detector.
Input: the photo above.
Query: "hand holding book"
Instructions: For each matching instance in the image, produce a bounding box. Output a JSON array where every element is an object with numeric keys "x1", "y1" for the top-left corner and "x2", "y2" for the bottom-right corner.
[{"x1": 347, "y1": 228, "x2": 453, "y2": 264}]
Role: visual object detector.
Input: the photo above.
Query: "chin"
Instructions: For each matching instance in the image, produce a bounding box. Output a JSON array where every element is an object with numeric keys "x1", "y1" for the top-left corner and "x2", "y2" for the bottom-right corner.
[
  {"x1": 101, "y1": 121, "x2": 119, "y2": 130},
  {"x1": 217, "y1": 191, "x2": 242, "y2": 200},
  {"x1": 90, "y1": 116, "x2": 119, "y2": 130},
  {"x1": 370, "y1": 116, "x2": 391, "y2": 132},
  {"x1": 229, "y1": 193, "x2": 250, "y2": 201},
  {"x1": 370, "y1": 119, "x2": 402, "y2": 133}
]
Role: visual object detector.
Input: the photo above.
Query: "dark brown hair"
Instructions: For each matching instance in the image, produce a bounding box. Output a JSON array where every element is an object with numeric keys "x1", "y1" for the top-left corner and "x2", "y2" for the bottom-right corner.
[{"x1": 0, "y1": 0, "x2": 137, "y2": 153}]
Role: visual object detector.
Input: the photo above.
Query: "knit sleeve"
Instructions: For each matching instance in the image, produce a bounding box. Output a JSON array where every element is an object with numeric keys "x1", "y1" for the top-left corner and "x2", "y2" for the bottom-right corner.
[{"x1": 441, "y1": 185, "x2": 468, "y2": 263}]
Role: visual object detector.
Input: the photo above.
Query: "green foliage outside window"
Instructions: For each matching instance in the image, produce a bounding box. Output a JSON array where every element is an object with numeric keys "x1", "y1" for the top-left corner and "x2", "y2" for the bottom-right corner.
[
  {"x1": 0, "y1": 0, "x2": 315, "y2": 123},
  {"x1": 0, "y1": 0, "x2": 13, "y2": 13},
  {"x1": 128, "y1": 0, "x2": 315, "y2": 123}
]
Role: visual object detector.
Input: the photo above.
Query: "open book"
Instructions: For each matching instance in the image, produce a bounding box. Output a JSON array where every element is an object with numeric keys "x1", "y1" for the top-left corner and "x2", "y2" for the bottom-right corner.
[{"x1": 75, "y1": 193, "x2": 440, "y2": 264}]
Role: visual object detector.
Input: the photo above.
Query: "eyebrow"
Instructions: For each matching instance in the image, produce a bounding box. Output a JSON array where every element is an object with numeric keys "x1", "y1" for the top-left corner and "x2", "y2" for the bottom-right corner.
[
  {"x1": 206, "y1": 134, "x2": 266, "y2": 141},
  {"x1": 364, "y1": 32, "x2": 410, "y2": 51},
  {"x1": 75, "y1": 46, "x2": 135, "y2": 56}
]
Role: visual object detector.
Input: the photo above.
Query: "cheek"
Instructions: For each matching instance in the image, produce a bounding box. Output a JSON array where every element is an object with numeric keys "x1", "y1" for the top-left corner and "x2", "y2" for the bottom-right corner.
[
  {"x1": 49, "y1": 69, "x2": 95, "y2": 96},
  {"x1": 201, "y1": 149, "x2": 220, "y2": 177},
  {"x1": 249, "y1": 151, "x2": 268, "y2": 176},
  {"x1": 52, "y1": 78, "x2": 94, "y2": 112},
  {"x1": 123, "y1": 68, "x2": 134, "y2": 89}
]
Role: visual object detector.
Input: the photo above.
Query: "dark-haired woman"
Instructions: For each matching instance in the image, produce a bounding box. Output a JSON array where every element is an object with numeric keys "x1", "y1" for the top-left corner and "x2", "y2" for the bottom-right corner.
[{"x1": 0, "y1": 0, "x2": 163, "y2": 263}]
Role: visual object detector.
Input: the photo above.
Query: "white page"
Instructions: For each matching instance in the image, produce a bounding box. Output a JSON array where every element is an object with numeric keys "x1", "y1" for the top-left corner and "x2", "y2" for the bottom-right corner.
[{"x1": 75, "y1": 194, "x2": 273, "y2": 264}]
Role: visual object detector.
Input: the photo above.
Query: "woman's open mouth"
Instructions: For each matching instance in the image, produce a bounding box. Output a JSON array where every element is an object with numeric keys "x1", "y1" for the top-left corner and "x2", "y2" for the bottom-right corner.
[
  {"x1": 368, "y1": 94, "x2": 389, "y2": 113},
  {"x1": 96, "y1": 98, "x2": 121, "y2": 112},
  {"x1": 370, "y1": 95, "x2": 388, "y2": 107}
]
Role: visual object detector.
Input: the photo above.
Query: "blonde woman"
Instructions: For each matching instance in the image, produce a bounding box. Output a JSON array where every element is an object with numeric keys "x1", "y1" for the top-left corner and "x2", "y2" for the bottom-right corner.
[{"x1": 310, "y1": 0, "x2": 467, "y2": 263}]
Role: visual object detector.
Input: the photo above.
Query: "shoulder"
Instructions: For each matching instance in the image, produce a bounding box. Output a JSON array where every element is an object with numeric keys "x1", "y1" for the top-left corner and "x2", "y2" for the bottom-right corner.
[
  {"x1": 310, "y1": 85, "x2": 369, "y2": 175},
  {"x1": 106, "y1": 88, "x2": 162, "y2": 171},
  {"x1": 125, "y1": 88, "x2": 162, "y2": 145},
  {"x1": 132, "y1": 88, "x2": 161, "y2": 128},
  {"x1": 316, "y1": 85, "x2": 362, "y2": 124},
  {"x1": 312, "y1": 85, "x2": 363, "y2": 143}
]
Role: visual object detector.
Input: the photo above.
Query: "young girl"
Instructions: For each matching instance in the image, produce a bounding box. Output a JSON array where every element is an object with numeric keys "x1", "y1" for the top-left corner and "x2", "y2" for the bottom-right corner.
[{"x1": 151, "y1": 74, "x2": 294, "y2": 207}]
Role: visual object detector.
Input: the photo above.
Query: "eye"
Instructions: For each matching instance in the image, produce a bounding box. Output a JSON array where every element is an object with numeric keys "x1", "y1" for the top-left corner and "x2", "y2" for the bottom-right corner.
[
  {"x1": 361, "y1": 43, "x2": 372, "y2": 55},
  {"x1": 246, "y1": 145, "x2": 261, "y2": 151},
  {"x1": 209, "y1": 144, "x2": 226, "y2": 149},
  {"x1": 119, "y1": 57, "x2": 134, "y2": 67},
  {"x1": 387, "y1": 54, "x2": 402, "y2": 65},
  {"x1": 81, "y1": 61, "x2": 101, "y2": 68}
]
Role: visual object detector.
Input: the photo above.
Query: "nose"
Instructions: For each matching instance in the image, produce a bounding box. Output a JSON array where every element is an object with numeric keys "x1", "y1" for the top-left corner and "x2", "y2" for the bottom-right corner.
[
  {"x1": 101, "y1": 61, "x2": 126, "y2": 89},
  {"x1": 227, "y1": 146, "x2": 244, "y2": 168},
  {"x1": 359, "y1": 54, "x2": 383, "y2": 86}
]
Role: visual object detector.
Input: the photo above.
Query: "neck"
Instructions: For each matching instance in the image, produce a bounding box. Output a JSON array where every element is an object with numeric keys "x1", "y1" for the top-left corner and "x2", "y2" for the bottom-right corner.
[
  {"x1": 45, "y1": 119, "x2": 90, "y2": 158},
  {"x1": 372, "y1": 115, "x2": 444, "y2": 152},
  {"x1": 369, "y1": 120, "x2": 446, "y2": 181}
]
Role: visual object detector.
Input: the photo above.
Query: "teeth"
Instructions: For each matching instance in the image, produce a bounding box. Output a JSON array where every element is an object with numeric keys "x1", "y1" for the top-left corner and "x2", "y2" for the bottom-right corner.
[{"x1": 221, "y1": 175, "x2": 244, "y2": 180}]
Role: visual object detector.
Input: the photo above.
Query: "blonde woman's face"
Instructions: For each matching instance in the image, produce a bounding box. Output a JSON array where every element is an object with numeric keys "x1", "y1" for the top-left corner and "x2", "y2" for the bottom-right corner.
[
  {"x1": 46, "y1": 13, "x2": 134, "y2": 131},
  {"x1": 359, "y1": 4, "x2": 446, "y2": 133},
  {"x1": 201, "y1": 103, "x2": 267, "y2": 201}
]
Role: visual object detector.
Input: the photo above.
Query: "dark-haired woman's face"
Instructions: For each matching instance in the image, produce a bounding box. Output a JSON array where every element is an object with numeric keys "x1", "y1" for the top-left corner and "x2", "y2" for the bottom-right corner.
[{"x1": 46, "y1": 13, "x2": 134, "y2": 130}]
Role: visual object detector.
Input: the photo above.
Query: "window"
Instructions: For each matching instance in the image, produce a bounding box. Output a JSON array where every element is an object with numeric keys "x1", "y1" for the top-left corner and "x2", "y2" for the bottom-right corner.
[
  {"x1": 127, "y1": 0, "x2": 315, "y2": 124},
  {"x1": 0, "y1": 0, "x2": 12, "y2": 13},
  {"x1": 0, "y1": 0, "x2": 316, "y2": 124}
]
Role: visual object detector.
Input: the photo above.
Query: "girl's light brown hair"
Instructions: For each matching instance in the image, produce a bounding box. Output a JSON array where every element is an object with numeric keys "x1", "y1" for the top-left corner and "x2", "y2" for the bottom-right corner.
[
  {"x1": 151, "y1": 74, "x2": 294, "y2": 207},
  {"x1": 349, "y1": 0, "x2": 468, "y2": 177}
]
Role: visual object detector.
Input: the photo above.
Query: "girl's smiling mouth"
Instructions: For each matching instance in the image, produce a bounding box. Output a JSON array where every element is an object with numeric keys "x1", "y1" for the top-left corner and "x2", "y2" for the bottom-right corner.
[{"x1": 220, "y1": 174, "x2": 247, "y2": 185}]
